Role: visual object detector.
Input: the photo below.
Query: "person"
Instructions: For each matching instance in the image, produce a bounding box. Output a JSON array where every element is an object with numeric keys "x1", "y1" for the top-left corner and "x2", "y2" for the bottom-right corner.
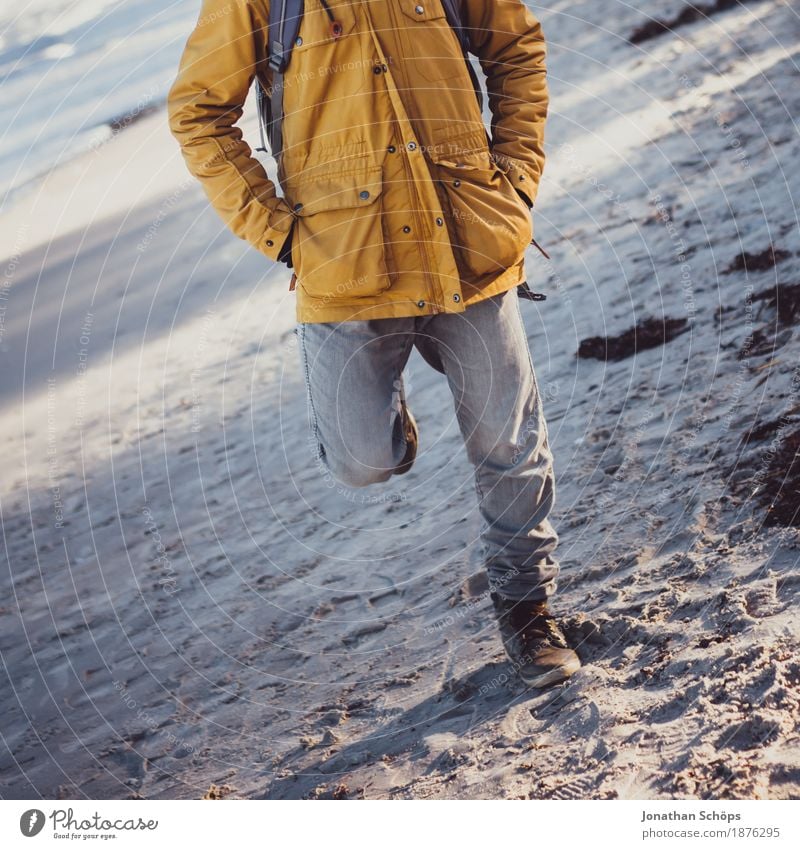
[{"x1": 168, "y1": 0, "x2": 580, "y2": 688}]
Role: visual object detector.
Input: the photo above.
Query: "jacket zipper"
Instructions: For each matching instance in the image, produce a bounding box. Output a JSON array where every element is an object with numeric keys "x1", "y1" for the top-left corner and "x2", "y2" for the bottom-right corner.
[{"x1": 383, "y1": 0, "x2": 440, "y2": 313}]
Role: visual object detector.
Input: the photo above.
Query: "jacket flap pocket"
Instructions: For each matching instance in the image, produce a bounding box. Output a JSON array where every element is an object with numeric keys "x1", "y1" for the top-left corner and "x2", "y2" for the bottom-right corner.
[
  {"x1": 426, "y1": 143, "x2": 494, "y2": 171},
  {"x1": 399, "y1": 0, "x2": 447, "y2": 22},
  {"x1": 287, "y1": 166, "x2": 383, "y2": 217}
]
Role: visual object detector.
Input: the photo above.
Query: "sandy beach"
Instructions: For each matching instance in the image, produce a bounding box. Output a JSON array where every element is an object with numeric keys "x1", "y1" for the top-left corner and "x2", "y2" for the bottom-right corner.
[{"x1": 1, "y1": 0, "x2": 798, "y2": 799}]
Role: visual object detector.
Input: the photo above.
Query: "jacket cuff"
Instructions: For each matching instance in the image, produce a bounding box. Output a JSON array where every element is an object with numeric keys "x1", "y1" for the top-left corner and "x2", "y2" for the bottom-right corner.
[
  {"x1": 515, "y1": 187, "x2": 534, "y2": 209},
  {"x1": 258, "y1": 199, "x2": 296, "y2": 262},
  {"x1": 277, "y1": 219, "x2": 295, "y2": 267},
  {"x1": 493, "y1": 153, "x2": 541, "y2": 207}
]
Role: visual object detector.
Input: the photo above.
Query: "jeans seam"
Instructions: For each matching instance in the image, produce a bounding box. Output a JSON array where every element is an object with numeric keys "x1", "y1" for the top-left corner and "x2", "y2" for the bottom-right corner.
[
  {"x1": 513, "y1": 292, "x2": 551, "y2": 444},
  {"x1": 299, "y1": 323, "x2": 324, "y2": 463},
  {"x1": 513, "y1": 293, "x2": 539, "y2": 394}
]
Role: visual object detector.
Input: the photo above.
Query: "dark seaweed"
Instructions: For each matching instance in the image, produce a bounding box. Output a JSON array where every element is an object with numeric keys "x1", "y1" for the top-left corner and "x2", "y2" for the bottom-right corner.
[
  {"x1": 578, "y1": 317, "x2": 690, "y2": 361},
  {"x1": 724, "y1": 245, "x2": 792, "y2": 276},
  {"x1": 629, "y1": 0, "x2": 758, "y2": 45}
]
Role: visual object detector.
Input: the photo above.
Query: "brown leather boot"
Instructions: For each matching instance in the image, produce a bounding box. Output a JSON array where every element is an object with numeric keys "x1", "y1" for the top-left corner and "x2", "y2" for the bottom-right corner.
[{"x1": 491, "y1": 593, "x2": 581, "y2": 688}]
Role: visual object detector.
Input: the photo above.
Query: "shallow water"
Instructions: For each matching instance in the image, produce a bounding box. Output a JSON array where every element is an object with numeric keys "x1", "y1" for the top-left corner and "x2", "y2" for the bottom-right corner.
[{"x1": 0, "y1": 0, "x2": 195, "y2": 201}]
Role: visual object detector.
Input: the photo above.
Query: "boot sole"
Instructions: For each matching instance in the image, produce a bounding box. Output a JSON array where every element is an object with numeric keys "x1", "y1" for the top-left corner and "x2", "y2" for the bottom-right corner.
[{"x1": 519, "y1": 656, "x2": 581, "y2": 689}]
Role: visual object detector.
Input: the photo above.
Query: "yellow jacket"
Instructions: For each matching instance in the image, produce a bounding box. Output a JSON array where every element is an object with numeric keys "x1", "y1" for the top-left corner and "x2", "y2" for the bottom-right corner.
[{"x1": 168, "y1": 0, "x2": 548, "y2": 322}]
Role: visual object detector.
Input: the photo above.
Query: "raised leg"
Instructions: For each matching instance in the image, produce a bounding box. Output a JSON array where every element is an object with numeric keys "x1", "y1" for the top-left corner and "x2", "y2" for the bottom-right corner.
[{"x1": 297, "y1": 318, "x2": 415, "y2": 488}]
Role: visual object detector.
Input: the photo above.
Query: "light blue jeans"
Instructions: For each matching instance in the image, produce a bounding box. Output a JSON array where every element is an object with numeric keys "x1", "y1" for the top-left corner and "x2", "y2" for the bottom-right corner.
[{"x1": 297, "y1": 289, "x2": 559, "y2": 602}]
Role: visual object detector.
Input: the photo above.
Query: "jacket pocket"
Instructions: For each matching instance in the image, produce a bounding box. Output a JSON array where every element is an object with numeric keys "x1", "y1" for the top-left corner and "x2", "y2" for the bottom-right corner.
[
  {"x1": 287, "y1": 165, "x2": 392, "y2": 300},
  {"x1": 293, "y1": 0, "x2": 357, "y2": 50},
  {"x1": 397, "y1": 0, "x2": 464, "y2": 81},
  {"x1": 290, "y1": 1, "x2": 367, "y2": 96},
  {"x1": 430, "y1": 149, "x2": 533, "y2": 279}
]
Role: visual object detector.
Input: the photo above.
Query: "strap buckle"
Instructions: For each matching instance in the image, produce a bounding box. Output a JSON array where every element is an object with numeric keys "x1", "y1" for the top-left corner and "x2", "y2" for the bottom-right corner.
[{"x1": 268, "y1": 43, "x2": 285, "y2": 73}]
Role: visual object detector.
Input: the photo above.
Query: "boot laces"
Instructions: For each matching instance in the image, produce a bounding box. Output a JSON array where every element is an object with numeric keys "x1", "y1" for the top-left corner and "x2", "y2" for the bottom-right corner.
[{"x1": 515, "y1": 605, "x2": 568, "y2": 650}]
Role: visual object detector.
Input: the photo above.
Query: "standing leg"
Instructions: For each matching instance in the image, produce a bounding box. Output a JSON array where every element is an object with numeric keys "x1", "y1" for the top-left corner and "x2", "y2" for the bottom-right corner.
[
  {"x1": 297, "y1": 318, "x2": 415, "y2": 488},
  {"x1": 419, "y1": 289, "x2": 559, "y2": 602}
]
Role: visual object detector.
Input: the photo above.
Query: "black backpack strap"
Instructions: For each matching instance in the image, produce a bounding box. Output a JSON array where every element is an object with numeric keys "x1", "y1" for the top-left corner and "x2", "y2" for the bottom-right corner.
[
  {"x1": 258, "y1": 0, "x2": 305, "y2": 158},
  {"x1": 268, "y1": 0, "x2": 305, "y2": 74},
  {"x1": 439, "y1": 0, "x2": 468, "y2": 53}
]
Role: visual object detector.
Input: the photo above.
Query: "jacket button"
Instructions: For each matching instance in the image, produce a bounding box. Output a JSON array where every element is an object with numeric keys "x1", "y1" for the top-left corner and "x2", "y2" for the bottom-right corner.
[
  {"x1": 453, "y1": 179, "x2": 461, "y2": 188},
  {"x1": 295, "y1": 37, "x2": 303, "y2": 46},
  {"x1": 359, "y1": 190, "x2": 370, "y2": 200},
  {"x1": 388, "y1": 144, "x2": 397, "y2": 153},
  {"x1": 407, "y1": 141, "x2": 417, "y2": 151},
  {"x1": 415, "y1": 5, "x2": 424, "y2": 13},
  {"x1": 266, "y1": 239, "x2": 274, "y2": 247},
  {"x1": 519, "y1": 174, "x2": 526, "y2": 181},
  {"x1": 373, "y1": 64, "x2": 383, "y2": 74},
  {"x1": 435, "y1": 217, "x2": 443, "y2": 226},
  {"x1": 453, "y1": 294, "x2": 461, "y2": 303},
  {"x1": 402, "y1": 226, "x2": 411, "y2": 233},
  {"x1": 293, "y1": 203, "x2": 303, "y2": 212},
  {"x1": 417, "y1": 300, "x2": 425, "y2": 308}
]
